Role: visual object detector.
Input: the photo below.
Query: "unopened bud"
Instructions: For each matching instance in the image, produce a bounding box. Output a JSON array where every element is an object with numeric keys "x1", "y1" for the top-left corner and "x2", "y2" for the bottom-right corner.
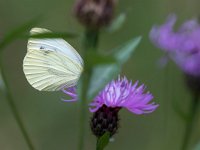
[{"x1": 74, "y1": 0, "x2": 117, "y2": 29}]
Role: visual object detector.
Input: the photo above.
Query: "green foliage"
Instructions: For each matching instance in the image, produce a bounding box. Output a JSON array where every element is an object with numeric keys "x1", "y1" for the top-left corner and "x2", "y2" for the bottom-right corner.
[
  {"x1": 106, "y1": 13, "x2": 126, "y2": 33},
  {"x1": 0, "y1": 70, "x2": 5, "y2": 92},
  {"x1": 87, "y1": 36, "x2": 142, "y2": 100},
  {"x1": 172, "y1": 100, "x2": 189, "y2": 123},
  {"x1": 96, "y1": 132, "x2": 110, "y2": 150},
  {"x1": 84, "y1": 51, "x2": 116, "y2": 71},
  {"x1": 0, "y1": 18, "x2": 78, "y2": 51},
  {"x1": 27, "y1": 32, "x2": 77, "y2": 39},
  {"x1": 113, "y1": 36, "x2": 142, "y2": 65},
  {"x1": 194, "y1": 142, "x2": 200, "y2": 150},
  {"x1": 87, "y1": 64, "x2": 120, "y2": 100},
  {"x1": 0, "y1": 19, "x2": 39, "y2": 149},
  {"x1": 0, "y1": 18, "x2": 40, "y2": 50}
]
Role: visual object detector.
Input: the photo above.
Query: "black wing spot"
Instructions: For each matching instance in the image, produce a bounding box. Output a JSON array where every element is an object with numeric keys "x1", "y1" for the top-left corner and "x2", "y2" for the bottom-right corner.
[
  {"x1": 44, "y1": 50, "x2": 52, "y2": 55},
  {"x1": 40, "y1": 46, "x2": 45, "y2": 49}
]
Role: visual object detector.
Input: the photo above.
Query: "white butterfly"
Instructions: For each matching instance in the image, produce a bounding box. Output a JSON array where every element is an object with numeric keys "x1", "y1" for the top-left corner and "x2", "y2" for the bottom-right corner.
[{"x1": 23, "y1": 28, "x2": 83, "y2": 91}]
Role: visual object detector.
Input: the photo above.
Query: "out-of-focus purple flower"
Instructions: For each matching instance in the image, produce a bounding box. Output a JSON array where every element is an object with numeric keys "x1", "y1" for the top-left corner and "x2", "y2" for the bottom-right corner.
[
  {"x1": 89, "y1": 76, "x2": 158, "y2": 114},
  {"x1": 150, "y1": 14, "x2": 200, "y2": 77}
]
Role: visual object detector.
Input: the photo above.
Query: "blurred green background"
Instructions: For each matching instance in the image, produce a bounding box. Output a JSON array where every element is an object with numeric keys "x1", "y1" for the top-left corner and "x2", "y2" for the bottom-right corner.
[{"x1": 1, "y1": 0, "x2": 200, "y2": 149}]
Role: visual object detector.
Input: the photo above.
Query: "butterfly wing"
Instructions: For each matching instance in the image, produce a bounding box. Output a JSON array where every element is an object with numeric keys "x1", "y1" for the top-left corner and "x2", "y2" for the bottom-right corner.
[
  {"x1": 23, "y1": 28, "x2": 83, "y2": 91},
  {"x1": 28, "y1": 28, "x2": 83, "y2": 65}
]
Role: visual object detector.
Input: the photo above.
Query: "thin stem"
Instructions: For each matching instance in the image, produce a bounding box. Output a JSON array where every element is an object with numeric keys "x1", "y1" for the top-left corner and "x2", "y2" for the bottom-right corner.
[
  {"x1": 163, "y1": 63, "x2": 170, "y2": 148},
  {"x1": 181, "y1": 94, "x2": 199, "y2": 150},
  {"x1": 78, "y1": 72, "x2": 90, "y2": 150},
  {"x1": 78, "y1": 28, "x2": 99, "y2": 150},
  {"x1": 82, "y1": 29, "x2": 99, "y2": 51},
  {"x1": 0, "y1": 53, "x2": 34, "y2": 150}
]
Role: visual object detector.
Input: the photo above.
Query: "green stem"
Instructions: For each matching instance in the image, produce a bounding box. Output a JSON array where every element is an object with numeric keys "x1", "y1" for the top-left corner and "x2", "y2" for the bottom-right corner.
[
  {"x1": 78, "y1": 73, "x2": 90, "y2": 150},
  {"x1": 82, "y1": 29, "x2": 99, "y2": 51},
  {"x1": 78, "y1": 28, "x2": 99, "y2": 150},
  {"x1": 96, "y1": 133, "x2": 110, "y2": 150},
  {"x1": 181, "y1": 94, "x2": 199, "y2": 150},
  {"x1": 0, "y1": 53, "x2": 34, "y2": 150}
]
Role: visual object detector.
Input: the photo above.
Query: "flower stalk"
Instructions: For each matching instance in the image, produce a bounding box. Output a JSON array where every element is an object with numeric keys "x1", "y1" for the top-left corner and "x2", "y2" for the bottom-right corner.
[
  {"x1": 83, "y1": 28, "x2": 99, "y2": 51},
  {"x1": 181, "y1": 94, "x2": 199, "y2": 150},
  {"x1": 78, "y1": 28, "x2": 99, "y2": 150},
  {"x1": 0, "y1": 52, "x2": 34, "y2": 150}
]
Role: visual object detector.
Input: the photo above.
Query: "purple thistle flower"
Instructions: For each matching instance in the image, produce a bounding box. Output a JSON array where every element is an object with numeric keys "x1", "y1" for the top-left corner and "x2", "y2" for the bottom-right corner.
[
  {"x1": 61, "y1": 76, "x2": 158, "y2": 113},
  {"x1": 89, "y1": 76, "x2": 158, "y2": 114},
  {"x1": 150, "y1": 14, "x2": 200, "y2": 77},
  {"x1": 62, "y1": 76, "x2": 158, "y2": 137},
  {"x1": 90, "y1": 76, "x2": 158, "y2": 137}
]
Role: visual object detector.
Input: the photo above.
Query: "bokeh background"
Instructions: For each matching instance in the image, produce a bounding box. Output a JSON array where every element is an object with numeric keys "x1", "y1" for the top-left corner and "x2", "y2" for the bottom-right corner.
[{"x1": 1, "y1": 0, "x2": 200, "y2": 149}]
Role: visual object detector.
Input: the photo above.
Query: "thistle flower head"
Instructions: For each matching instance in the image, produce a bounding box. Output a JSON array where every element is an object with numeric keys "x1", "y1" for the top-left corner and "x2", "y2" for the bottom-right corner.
[{"x1": 90, "y1": 76, "x2": 158, "y2": 137}]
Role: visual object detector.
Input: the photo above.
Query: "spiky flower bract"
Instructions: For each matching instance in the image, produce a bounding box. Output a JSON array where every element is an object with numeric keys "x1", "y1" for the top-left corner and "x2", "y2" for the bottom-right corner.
[{"x1": 89, "y1": 76, "x2": 158, "y2": 114}]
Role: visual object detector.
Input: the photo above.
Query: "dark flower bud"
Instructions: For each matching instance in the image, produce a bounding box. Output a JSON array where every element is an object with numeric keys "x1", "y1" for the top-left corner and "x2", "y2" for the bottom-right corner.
[
  {"x1": 74, "y1": 0, "x2": 117, "y2": 29},
  {"x1": 90, "y1": 104, "x2": 120, "y2": 137}
]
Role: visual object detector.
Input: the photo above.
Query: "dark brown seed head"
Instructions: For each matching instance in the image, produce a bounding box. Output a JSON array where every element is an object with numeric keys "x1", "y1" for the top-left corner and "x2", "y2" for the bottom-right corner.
[{"x1": 90, "y1": 104, "x2": 121, "y2": 137}]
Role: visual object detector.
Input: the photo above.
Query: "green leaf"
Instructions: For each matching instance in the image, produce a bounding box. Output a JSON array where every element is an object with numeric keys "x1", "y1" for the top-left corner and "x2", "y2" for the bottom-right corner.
[
  {"x1": 193, "y1": 142, "x2": 200, "y2": 150},
  {"x1": 84, "y1": 51, "x2": 116, "y2": 70},
  {"x1": 0, "y1": 70, "x2": 5, "y2": 92},
  {"x1": 25, "y1": 32, "x2": 77, "y2": 39},
  {"x1": 96, "y1": 132, "x2": 110, "y2": 150},
  {"x1": 87, "y1": 36, "x2": 141, "y2": 100},
  {"x1": 0, "y1": 17, "x2": 40, "y2": 50},
  {"x1": 113, "y1": 36, "x2": 142, "y2": 65},
  {"x1": 172, "y1": 100, "x2": 189, "y2": 123},
  {"x1": 87, "y1": 64, "x2": 120, "y2": 100},
  {"x1": 106, "y1": 13, "x2": 126, "y2": 33}
]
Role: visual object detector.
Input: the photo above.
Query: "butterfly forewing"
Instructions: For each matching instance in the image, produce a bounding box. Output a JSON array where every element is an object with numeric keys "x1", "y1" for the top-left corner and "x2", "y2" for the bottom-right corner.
[
  {"x1": 28, "y1": 28, "x2": 83, "y2": 65},
  {"x1": 23, "y1": 28, "x2": 83, "y2": 91}
]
